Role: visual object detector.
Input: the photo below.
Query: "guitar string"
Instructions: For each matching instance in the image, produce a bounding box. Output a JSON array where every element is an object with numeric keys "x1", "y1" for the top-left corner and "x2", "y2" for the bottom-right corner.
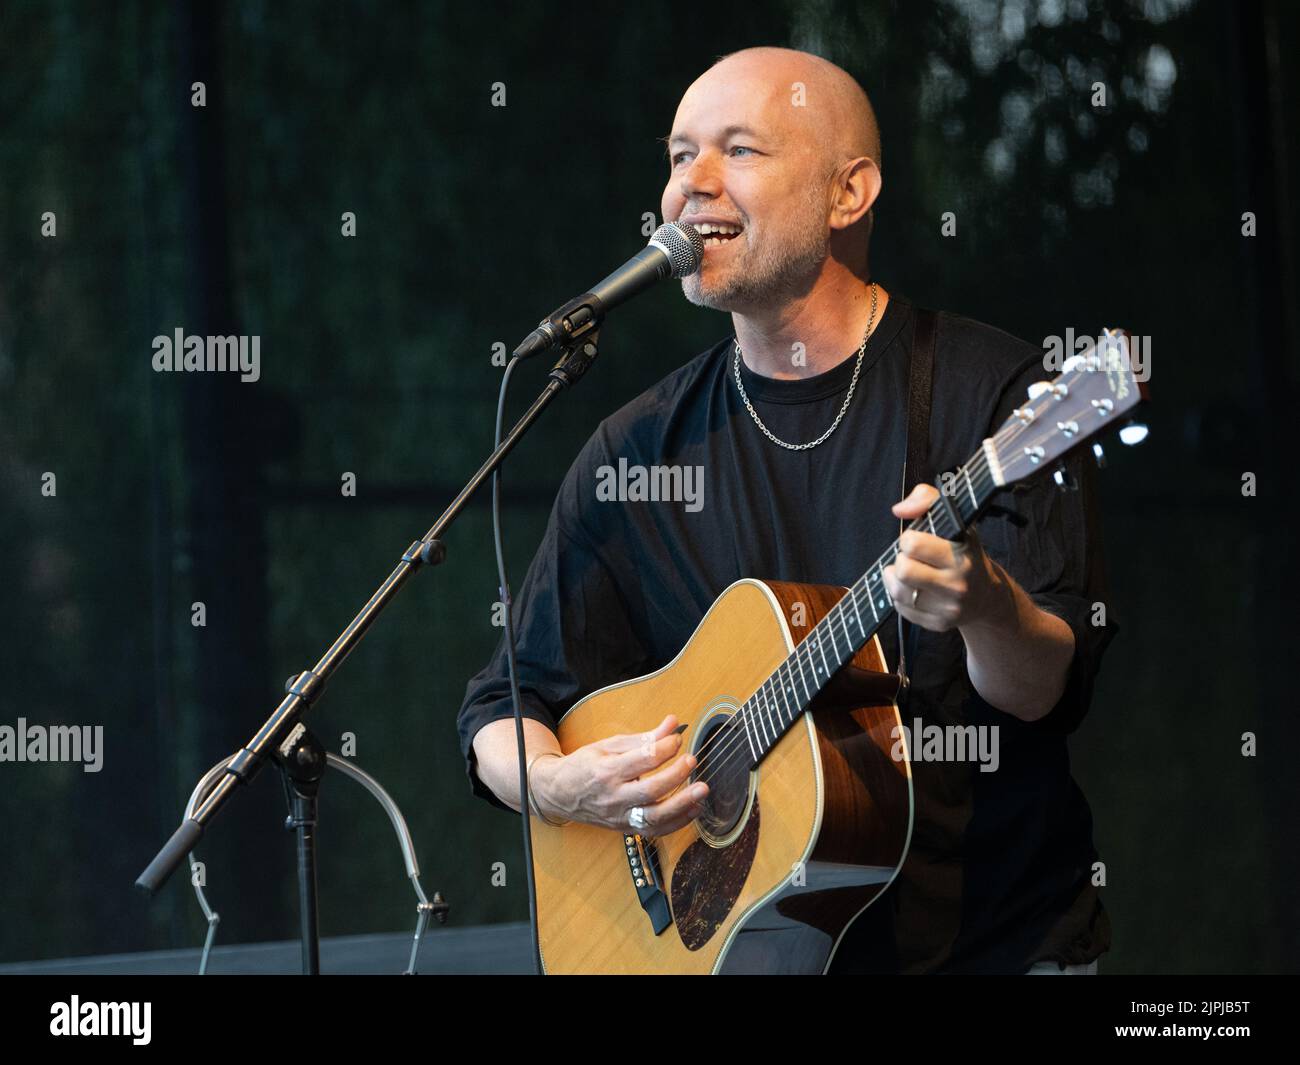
[
  {"x1": 686, "y1": 443, "x2": 1049, "y2": 796},
  {"x1": 687, "y1": 422, "x2": 1026, "y2": 780},
  {"x1": 687, "y1": 453, "x2": 996, "y2": 791},
  {"x1": 691, "y1": 363, "x2": 1111, "y2": 790},
  {"x1": 635, "y1": 367, "x2": 1125, "y2": 826},
  {"x1": 686, "y1": 437, "x2": 1016, "y2": 784},
  {"x1": 694, "y1": 422, "x2": 1083, "y2": 797},
  {"x1": 691, "y1": 408, "x2": 1064, "y2": 792},
  {"x1": 688, "y1": 494, "x2": 975, "y2": 791},
  {"x1": 681, "y1": 410, "x2": 1058, "y2": 793}
]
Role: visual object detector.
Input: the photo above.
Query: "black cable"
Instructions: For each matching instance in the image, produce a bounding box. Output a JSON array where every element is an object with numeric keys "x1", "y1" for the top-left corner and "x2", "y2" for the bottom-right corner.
[{"x1": 492, "y1": 354, "x2": 544, "y2": 975}]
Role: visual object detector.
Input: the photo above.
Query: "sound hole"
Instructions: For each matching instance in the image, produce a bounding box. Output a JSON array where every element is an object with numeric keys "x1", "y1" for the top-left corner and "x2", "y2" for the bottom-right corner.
[{"x1": 692, "y1": 712, "x2": 752, "y2": 841}]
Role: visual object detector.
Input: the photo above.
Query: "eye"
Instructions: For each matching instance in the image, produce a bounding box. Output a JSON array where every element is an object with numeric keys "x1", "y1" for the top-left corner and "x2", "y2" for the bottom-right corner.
[
  {"x1": 729, "y1": 145, "x2": 755, "y2": 158},
  {"x1": 671, "y1": 151, "x2": 693, "y2": 167}
]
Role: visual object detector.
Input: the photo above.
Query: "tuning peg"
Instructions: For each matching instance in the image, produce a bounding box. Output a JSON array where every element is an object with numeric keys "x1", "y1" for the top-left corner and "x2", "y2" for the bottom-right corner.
[
  {"x1": 1092, "y1": 442, "x2": 1106, "y2": 468},
  {"x1": 1026, "y1": 381, "x2": 1052, "y2": 399},
  {"x1": 1100, "y1": 328, "x2": 1131, "y2": 369},
  {"x1": 1053, "y1": 464, "x2": 1077, "y2": 491}
]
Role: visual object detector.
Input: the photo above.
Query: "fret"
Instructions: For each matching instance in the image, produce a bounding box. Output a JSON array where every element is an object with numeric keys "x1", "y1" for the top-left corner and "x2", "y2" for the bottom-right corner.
[
  {"x1": 793, "y1": 647, "x2": 811, "y2": 702},
  {"x1": 781, "y1": 666, "x2": 801, "y2": 720},
  {"x1": 867, "y1": 569, "x2": 882, "y2": 619},
  {"x1": 926, "y1": 504, "x2": 946, "y2": 539},
  {"x1": 756, "y1": 683, "x2": 775, "y2": 747},
  {"x1": 764, "y1": 673, "x2": 780, "y2": 732},
  {"x1": 764, "y1": 679, "x2": 783, "y2": 737},
  {"x1": 736, "y1": 424, "x2": 1014, "y2": 773},
  {"x1": 738, "y1": 705, "x2": 758, "y2": 761},
  {"x1": 941, "y1": 501, "x2": 957, "y2": 535},
  {"x1": 773, "y1": 668, "x2": 793, "y2": 722},
  {"x1": 837, "y1": 603, "x2": 853, "y2": 658},
  {"x1": 801, "y1": 642, "x2": 817, "y2": 687},
  {"x1": 806, "y1": 643, "x2": 823, "y2": 687}
]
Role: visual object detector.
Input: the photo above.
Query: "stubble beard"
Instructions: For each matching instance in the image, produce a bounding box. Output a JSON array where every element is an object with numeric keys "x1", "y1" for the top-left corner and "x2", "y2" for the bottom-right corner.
[{"x1": 681, "y1": 191, "x2": 830, "y2": 313}]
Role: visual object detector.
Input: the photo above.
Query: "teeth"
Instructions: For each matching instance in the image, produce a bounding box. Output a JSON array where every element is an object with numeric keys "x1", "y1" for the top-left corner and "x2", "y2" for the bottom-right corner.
[{"x1": 691, "y1": 222, "x2": 741, "y2": 236}]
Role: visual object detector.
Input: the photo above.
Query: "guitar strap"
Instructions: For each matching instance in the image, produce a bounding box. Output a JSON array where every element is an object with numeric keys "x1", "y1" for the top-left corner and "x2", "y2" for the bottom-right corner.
[{"x1": 895, "y1": 306, "x2": 939, "y2": 698}]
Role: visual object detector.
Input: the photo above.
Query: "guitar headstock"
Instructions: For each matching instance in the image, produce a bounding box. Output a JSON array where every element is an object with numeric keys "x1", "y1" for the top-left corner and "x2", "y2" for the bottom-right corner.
[{"x1": 988, "y1": 328, "x2": 1149, "y2": 489}]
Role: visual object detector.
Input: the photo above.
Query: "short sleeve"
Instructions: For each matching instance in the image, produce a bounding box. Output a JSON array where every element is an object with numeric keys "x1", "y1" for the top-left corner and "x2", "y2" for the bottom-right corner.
[
  {"x1": 973, "y1": 359, "x2": 1119, "y2": 734},
  {"x1": 455, "y1": 432, "x2": 653, "y2": 811}
]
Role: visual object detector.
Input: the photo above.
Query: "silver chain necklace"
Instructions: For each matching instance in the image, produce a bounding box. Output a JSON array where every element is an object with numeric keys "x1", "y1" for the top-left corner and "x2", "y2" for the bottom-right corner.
[{"x1": 732, "y1": 282, "x2": 878, "y2": 451}]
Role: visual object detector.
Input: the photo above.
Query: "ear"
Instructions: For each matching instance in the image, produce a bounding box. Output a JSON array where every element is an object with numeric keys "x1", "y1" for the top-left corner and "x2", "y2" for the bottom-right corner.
[{"x1": 830, "y1": 156, "x2": 882, "y2": 231}]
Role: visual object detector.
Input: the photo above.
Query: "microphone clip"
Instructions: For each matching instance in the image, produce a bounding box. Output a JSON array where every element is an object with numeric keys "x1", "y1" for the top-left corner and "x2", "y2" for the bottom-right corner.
[
  {"x1": 548, "y1": 327, "x2": 602, "y2": 390},
  {"x1": 514, "y1": 292, "x2": 606, "y2": 361}
]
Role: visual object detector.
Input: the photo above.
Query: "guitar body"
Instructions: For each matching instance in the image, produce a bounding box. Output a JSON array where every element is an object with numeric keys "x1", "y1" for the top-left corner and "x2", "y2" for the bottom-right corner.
[{"x1": 533, "y1": 578, "x2": 914, "y2": 974}]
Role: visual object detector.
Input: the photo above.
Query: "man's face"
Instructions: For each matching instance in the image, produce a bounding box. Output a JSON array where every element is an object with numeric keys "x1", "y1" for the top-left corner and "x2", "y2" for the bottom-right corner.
[{"x1": 661, "y1": 66, "x2": 832, "y2": 313}]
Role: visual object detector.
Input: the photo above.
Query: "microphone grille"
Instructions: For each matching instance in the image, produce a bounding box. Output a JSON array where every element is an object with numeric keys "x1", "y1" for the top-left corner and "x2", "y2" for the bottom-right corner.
[{"x1": 649, "y1": 221, "x2": 704, "y2": 278}]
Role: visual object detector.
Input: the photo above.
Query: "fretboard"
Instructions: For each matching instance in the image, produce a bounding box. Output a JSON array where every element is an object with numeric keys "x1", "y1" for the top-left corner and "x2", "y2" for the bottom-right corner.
[{"x1": 734, "y1": 450, "x2": 999, "y2": 767}]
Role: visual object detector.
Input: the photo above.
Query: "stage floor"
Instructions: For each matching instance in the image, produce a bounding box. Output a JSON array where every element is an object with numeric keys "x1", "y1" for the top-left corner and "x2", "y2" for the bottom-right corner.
[{"x1": 0, "y1": 922, "x2": 534, "y2": 975}]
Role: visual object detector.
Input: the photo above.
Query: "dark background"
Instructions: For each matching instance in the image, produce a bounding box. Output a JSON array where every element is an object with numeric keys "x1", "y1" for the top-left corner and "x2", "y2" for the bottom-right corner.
[{"x1": 0, "y1": 0, "x2": 1294, "y2": 973}]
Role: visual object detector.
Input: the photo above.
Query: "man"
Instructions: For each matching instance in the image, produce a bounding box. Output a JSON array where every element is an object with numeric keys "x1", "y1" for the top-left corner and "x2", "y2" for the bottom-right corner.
[{"x1": 457, "y1": 47, "x2": 1115, "y2": 974}]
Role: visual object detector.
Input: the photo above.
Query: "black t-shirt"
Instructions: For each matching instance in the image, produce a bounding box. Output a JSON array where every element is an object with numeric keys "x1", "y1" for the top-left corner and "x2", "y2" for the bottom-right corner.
[{"x1": 456, "y1": 293, "x2": 1116, "y2": 974}]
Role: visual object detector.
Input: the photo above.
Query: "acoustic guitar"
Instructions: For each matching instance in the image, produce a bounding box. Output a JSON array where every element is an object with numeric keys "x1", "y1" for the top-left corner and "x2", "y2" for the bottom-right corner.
[{"x1": 531, "y1": 332, "x2": 1148, "y2": 973}]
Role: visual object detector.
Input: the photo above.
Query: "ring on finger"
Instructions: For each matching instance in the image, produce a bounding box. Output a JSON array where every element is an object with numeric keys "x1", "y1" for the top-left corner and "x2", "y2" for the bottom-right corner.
[{"x1": 629, "y1": 806, "x2": 647, "y2": 831}]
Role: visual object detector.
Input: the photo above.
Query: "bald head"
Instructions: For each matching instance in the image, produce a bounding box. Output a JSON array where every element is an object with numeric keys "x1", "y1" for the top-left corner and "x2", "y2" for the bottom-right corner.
[
  {"x1": 706, "y1": 47, "x2": 881, "y2": 179},
  {"x1": 661, "y1": 46, "x2": 884, "y2": 313}
]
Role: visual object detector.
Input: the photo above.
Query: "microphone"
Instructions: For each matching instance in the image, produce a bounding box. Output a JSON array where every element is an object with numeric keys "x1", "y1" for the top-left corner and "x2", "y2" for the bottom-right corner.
[{"x1": 513, "y1": 221, "x2": 704, "y2": 360}]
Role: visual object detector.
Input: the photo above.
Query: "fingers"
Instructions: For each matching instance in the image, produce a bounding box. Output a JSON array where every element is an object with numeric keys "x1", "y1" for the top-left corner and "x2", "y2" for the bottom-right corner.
[
  {"x1": 626, "y1": 779, "x2": 709, "y2": 837},
  {"x1": 888, "y1": 550, "x2": 965, "y2": 598},
  {"x1": 890, "y1": 482, "x2": 940, "y2": 520},
  {"x1": 890, "y1": 488, "x2": 982, "y2": 566},
  {"x1": 883, "y1": 561, "x2": 960, "y2": 631},
  {"x1": 600, "y1": 715, "x2": 679, "y2": 755},
  {"x1": 617, "y1": 749, "x2": 698, "y2": 807},
  {"x1": 898, "y1": 529, "x2": 968, "y2": 570},
  {"x1": 611, "y1": 723, "x2": 686, "y2": 778}
]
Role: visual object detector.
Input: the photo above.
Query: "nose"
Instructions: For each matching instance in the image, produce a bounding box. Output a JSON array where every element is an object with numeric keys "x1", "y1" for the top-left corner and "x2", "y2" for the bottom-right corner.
[{"x1": 678, "y1": 149, "x2": 724, "y2": 201}]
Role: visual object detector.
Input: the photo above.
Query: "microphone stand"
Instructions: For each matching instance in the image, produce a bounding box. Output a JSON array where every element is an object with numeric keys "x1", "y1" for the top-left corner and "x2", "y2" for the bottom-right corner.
[{"x1": 136, "y1": 327, "x2": 604, "y2": 974}]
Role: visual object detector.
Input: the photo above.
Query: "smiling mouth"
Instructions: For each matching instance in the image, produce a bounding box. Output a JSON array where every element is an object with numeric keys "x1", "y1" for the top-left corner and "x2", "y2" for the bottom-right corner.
[
  {"x1": 686, "y1": 221, "x2": 743, "y2": 249},
  {"x1": 700, "y1": 232, "x2": 742, "y2": 254}
]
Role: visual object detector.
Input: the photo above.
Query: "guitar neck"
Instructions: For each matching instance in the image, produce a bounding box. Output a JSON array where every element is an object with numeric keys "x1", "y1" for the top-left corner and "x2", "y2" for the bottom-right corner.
[
  {"x1": 732, "y1": 329, "x2": 1147, "y2": 767},
  {"x1": 736, "y1": 443, "x2": 1002, "y2": 768}
]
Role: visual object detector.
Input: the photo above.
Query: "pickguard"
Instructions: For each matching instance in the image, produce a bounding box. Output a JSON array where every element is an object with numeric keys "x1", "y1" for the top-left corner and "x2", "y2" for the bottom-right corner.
[{"x1": 669, "y1": 798, "x2": 761, "y2": 950}]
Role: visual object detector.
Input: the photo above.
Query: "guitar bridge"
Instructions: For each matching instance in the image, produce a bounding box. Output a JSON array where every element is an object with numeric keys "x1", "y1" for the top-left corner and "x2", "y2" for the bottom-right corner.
[{"x1": 624, "y1": 833, "x2": 672, "y2": 935}]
